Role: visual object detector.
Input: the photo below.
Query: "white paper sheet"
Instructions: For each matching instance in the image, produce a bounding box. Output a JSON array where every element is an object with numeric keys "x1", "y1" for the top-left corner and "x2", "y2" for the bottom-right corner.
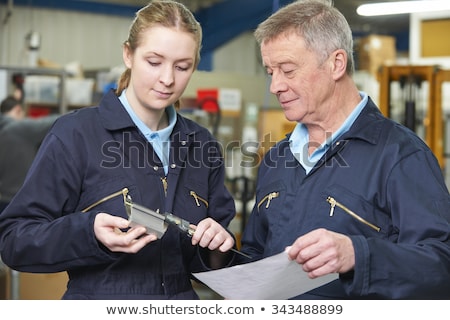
[{"x1": 192, "y1": 251, "x2": 338, "y2": 300}]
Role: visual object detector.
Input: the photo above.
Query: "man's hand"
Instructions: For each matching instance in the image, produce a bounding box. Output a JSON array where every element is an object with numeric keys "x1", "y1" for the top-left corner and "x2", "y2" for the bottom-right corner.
[{"x1": 287, "y1": 228, "x2": 355, "y2": 278}]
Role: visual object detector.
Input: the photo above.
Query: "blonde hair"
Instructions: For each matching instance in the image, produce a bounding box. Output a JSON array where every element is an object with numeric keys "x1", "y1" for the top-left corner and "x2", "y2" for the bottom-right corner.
[{"x1": 116, "y1": 0, "x2": 202, "y2": 105}]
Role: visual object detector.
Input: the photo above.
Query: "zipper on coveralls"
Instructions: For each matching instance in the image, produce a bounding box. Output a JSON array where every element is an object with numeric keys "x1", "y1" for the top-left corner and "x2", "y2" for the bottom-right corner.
[
  {"x1": 257, "y1": 191, "x2": 280, "y2": 210},
  {"x1": 190, "y1": 191, "x2": 209, "y2": 208},
  {"x1": 326, "y1": 196, "x2": 380, "y2": 232},
  {"x1": 161, "y1": 177, "x2": 168, "y2": 197},
  {"x1": 82, "y1": 188, "x2": 129, "y2": 213}
]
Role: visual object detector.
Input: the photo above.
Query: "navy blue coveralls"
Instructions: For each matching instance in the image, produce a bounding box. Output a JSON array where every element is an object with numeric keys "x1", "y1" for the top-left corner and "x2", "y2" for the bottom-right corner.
[
  {"x1": 0, "y1": 90, "x2": 236, "y2": 299},
  {"x1": 240, "y1": 98, "x2": 450, "y2": 299}
]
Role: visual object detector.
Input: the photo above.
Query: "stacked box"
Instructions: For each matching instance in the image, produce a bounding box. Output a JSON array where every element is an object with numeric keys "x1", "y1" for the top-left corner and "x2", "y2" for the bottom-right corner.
[{"x1": 356, "y1": 35, "x2": 397, "y2": 77}]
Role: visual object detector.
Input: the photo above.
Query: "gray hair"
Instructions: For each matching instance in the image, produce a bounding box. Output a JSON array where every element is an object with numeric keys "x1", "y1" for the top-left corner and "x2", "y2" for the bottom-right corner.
[{"x1": 254, "y1": 0, "x2": 354, "y2": 75}]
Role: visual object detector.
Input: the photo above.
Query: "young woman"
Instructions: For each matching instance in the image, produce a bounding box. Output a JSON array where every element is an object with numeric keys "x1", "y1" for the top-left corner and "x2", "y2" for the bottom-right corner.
[{"x1": 0, "y1": 0, "x2": 236, "y2": 299}]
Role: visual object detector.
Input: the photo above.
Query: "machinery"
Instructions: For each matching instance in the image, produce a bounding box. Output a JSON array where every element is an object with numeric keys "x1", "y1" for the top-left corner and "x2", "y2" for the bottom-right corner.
[{"x1": 378, "y1": 65, "x2": 450, "y2": 169}]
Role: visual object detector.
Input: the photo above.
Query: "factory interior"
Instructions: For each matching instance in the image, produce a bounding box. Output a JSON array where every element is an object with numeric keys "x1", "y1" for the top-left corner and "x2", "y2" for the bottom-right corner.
[{"x1": 0, "y1": 0, "x2": 449, "y2": 299}]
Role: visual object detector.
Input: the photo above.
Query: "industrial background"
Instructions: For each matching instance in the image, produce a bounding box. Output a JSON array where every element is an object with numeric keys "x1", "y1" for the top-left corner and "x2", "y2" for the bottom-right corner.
[{"x1": 0, "y1": 0, "x2": 449, "y2": 299}]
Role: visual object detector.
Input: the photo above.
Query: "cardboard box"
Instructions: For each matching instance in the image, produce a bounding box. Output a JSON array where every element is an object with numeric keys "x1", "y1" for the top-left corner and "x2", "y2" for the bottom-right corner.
[
  {"x1": 356, "y1": 35, "x2": 396, "y2": 76},
  {"x1": 3, "y1": 269, "x2": 68, "y2": 299},
  {"x1": 19, "y1": 272, "x2": 68, "y2": 299}
]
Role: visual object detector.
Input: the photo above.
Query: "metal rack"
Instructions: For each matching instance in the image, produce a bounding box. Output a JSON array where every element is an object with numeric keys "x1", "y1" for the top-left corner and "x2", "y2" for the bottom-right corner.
[{"x1": 0, "y1": 65, "x2": 70, "y2": 114}]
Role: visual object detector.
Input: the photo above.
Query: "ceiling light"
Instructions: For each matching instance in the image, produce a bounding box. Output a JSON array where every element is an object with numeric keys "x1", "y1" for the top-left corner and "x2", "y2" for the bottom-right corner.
[{"x1": 357, "y1": 0, "x2": 450, "y2": 16}]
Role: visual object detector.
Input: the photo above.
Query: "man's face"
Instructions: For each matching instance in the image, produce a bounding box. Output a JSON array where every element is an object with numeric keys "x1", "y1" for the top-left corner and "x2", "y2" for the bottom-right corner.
[{"x1": 261, "y1": 32, "x2": 335, "y2": 125}]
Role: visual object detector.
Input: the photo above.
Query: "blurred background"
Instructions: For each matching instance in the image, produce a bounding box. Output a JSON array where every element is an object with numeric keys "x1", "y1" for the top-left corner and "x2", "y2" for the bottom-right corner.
[{"x1": 0, "y1": 0, "x2": 449, "y2": 299}]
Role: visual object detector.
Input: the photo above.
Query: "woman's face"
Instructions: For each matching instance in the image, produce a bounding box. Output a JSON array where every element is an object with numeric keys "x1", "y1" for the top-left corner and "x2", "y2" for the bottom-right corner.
[{"x1": 123, "y1": 26, "x2": 197, "y2": 112}]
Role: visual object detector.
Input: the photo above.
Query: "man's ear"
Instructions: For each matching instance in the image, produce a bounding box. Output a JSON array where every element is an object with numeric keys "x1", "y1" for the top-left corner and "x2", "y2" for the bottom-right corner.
[{"x1": 330, "y1": 49, "x2": 347, "y2": 80}]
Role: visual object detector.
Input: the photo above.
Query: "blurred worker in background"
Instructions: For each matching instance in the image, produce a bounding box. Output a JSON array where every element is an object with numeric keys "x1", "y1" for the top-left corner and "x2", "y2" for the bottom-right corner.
[
  {"x1": 0, "y1": 95, "x2": 25, "y2": 119},
  {"x1": 0, "y1": 95, "x2": 58, "y2": 212},
  {"x1": 0, "y1": 0, "x2": 236, "y2": 299},
  {"x1": 237, "y1": 0, "x2": 450, "y2": 299}
]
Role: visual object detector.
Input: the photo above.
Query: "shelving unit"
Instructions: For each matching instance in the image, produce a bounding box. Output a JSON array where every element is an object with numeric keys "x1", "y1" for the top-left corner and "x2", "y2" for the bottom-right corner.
[
  {"x1": 0, "y1": 65, "x2": 71, "y2": 114},
  {"x1": 378, "y1": 65, "x2": 449, "y2": 168}
]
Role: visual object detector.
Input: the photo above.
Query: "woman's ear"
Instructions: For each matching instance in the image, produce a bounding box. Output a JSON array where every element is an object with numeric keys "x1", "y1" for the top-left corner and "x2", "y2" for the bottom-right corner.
[{"x1": 122, "y1": 42, "x2": 133, "y2": 69}]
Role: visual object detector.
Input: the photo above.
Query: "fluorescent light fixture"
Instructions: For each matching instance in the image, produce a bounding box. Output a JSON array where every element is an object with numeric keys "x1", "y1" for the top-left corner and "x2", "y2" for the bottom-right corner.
[{"x1": 357, "y1": 0, "x2": 450, "y2": 16}]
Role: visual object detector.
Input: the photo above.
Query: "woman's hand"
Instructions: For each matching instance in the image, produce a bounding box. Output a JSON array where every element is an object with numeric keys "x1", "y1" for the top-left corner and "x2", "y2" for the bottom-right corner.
[
  {"x1": 94, "y1": 212, "x2": 157, "y2": 253},
  {"x1": 190, "y1": 217, "x2": 235, "y2": 253}
]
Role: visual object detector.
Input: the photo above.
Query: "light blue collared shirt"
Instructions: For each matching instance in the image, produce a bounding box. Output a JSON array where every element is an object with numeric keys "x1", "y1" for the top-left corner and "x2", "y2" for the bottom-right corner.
[
  {"x1": 119, "y1": 90, "x2": 177, "y2": 175},
  {"x1": 289, "y1": 92, "x2": 368, "y2": 174}
]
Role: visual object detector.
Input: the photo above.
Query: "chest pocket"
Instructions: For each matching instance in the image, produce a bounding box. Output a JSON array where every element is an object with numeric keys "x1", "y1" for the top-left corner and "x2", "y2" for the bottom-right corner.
[
  {"x1": 257, "y1": 191, "x2": 280, "y2": 211},
  {"x1": 78, "y1": 176, "x2": 136, "y2": 219},
  {"x1": 176, "y1": 182, "x2": 209, "y2": 224},
  {"x1": 321, "y1": 184, "x2": 390, "y2": 236},
  {"x1": 255, "y1": 180, "x2": 286, "y2": 239},
  {"x1": 189, "y1": 190, "x2": 209, "y2": 209}
]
